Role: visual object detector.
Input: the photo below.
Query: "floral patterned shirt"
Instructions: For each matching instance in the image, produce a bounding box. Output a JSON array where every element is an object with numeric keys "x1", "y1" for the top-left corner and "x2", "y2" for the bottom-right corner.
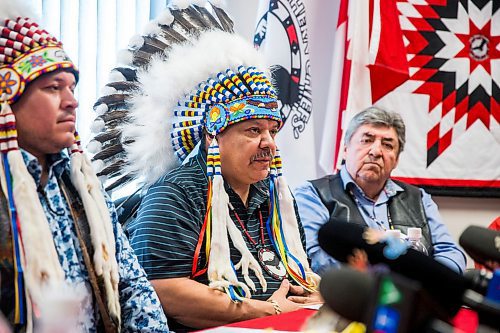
[{"x1": 23, "y1": 150, "x2": 169, "y2": 332}]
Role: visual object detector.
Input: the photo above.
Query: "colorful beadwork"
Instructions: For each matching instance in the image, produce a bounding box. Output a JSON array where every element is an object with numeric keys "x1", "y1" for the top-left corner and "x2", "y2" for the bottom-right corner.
[{"x1": 171, "y1": 66, "x2": 280, "y2": 161}]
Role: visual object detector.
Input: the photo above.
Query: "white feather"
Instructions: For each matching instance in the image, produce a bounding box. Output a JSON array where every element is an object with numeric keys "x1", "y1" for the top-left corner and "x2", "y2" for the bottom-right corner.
[
  {"x1": 192, "y1": 0, "x2": 207, "y2": 6},
  {"x1": 100, "y1": 86, "x2": 116, "y2": 96},
  {"x1": 128, "y1": 35, "x2": 144, "y2": 50},
  {"x1": 209, "y1": 0, "x2": 226, "y2": 8},
  {"x1": 91, "y1": 118, "x2": 105, "y2": 133},
  {"x1": 156, "y1": 10, "x2": 174, "y2": 26},
  {"x1": 91, "y1": 159, "x2": 105, "y2": 173},
  {"x1": 94, "y1": 103, "x2": 108, "y2": 116},
  {"x1": 108, "y1": 70, "x2": 126, "y2": 83},
  {"x1": 123, "y1": 30, "x2": 270, "y2": 185},
  {"x1": 0, "y1": 1, "x2": 38, "y2": 22},
  {"x1": 143, "y1": 20, "x2": 161, "y2": 36},
  {"x1": 86, "y1": 140, "x2": 102, "y2": 154},
  {"x1": 171, "y1": 0, "x2": 191, "y2": 9},
  {"x1": 117, "y1": 49, "x2": 133, "y2": 66}
]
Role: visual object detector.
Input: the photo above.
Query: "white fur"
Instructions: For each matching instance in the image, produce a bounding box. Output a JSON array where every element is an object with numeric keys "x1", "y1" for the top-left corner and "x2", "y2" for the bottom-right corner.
[
  {"x1": 207, "y1": 174, "x2": 250, "y2": 295},
  {"x1": 227, "y1": 217, "x2": 267, "y2": 293},
  {"x1": 35, "y1": 283, "x2": 86, "y2": 332},
  {"x1": 277, "y1": 175, "x2": 320, "y2": 290},
  {"x1": 7, "y1": 150, "x2": 66, "y2": 307},
  {"x1": 70, "y1": 152, "x2": 121, "y2": 327},
  {"x1": 123, "y1": 30, "x2": 270, "y2": 185}
]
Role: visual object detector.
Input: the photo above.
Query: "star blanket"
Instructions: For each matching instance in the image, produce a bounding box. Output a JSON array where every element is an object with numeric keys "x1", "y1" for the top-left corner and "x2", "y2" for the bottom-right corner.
[{"x1": 329, "y1": 0, "x2": 499, "y2": 197}]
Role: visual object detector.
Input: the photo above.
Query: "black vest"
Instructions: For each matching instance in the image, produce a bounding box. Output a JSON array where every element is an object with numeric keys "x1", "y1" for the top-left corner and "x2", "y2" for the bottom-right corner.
[{"x1": 310, "y1": 174, "x2": 433, "y2": 256}]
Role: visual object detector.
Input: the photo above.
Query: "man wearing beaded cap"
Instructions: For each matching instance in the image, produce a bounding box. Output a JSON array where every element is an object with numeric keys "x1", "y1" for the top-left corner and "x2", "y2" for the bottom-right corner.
[
  {"x1": 0, "y1": 2, "x2": 169, "y2": 332},
  {"x1": 87, "y1": 2, "x2": 321, "y2": 332}
]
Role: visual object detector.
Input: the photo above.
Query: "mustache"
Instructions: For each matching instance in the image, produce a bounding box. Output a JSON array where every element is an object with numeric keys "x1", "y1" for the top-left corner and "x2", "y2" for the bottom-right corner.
[
  {"x1": 251, "y1": 149, "x2": 274, "y2": 162},
  {"x1": 363, "y1": 158, "x2": 382, "y2": 167}
]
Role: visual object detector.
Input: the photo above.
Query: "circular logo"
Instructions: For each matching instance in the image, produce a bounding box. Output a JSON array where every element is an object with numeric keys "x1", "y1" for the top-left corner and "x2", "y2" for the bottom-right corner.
[
  {"x1": 469, "y1": 34, "x2": 489, "y2": 61},
  {"x1": 254, "y1": 0, "x2": 313, "y2": 139}
]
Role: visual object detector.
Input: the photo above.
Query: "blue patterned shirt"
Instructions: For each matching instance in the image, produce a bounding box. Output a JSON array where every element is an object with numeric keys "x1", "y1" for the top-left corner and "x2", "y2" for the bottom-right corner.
[{"x1": 22, "y1": 150, "x2": 169, "y2": 332}]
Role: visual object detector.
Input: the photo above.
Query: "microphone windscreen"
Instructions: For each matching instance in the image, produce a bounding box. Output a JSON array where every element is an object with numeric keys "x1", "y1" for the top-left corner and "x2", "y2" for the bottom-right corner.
[
  {"x1": 319, "y1": 267, "x2": 374, "y2": 322},
  {"x1": 459, "y1": 225, "x2": 500, "y2": 266},
  {"x1": 318, "y1": 220, "x2": 470, "y2": 316}
]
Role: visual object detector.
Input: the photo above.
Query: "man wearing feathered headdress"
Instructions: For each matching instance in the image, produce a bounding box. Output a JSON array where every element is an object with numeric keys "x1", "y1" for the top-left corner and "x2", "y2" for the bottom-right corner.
[
  {"x1": 0, "y1": 2, "x2": 168, "y2": 332},
  {"x1": 87, "y1": 2, "x2": 321, "y2": 332}
]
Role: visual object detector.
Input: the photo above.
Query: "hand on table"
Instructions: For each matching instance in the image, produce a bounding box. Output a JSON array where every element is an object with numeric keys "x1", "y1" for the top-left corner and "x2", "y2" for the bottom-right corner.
[
  {"x1": 287, "y1": 282, "x2": 323, "y2": 306},
  {"x1": 267, "y1": 279, "x2": 303, "y2": 313}
]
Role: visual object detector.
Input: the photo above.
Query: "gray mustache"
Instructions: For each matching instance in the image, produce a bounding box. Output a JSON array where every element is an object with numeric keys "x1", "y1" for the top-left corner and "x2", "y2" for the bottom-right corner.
[{"x1": 251, "y1": 150, "x2": 273, "y2": 162}]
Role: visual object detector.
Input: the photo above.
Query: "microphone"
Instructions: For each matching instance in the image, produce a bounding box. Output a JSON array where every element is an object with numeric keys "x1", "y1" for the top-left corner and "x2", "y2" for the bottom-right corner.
[
  {"x1": 318, "y1": 221, "x2": 469, "y2": 317},
  {"x1": 319, "y1": 266, "x2": 374, "y2": 322},
  {"x1": 318, "y1": 220, "x2": 500, "y2": 327},
  {"x1": 319, "y1": 267, "x2": 456, "y2": 332},
  {"x1": 464, "y1": 269, "x2": 493, "y2": 295},
  {"x1": 459, "y1": 225, "x2": 500, "y2": 269}
]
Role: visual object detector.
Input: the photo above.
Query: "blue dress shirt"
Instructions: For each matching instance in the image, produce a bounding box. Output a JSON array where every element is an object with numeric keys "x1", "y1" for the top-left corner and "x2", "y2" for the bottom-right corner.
[
  {"x1": 294, "y1": 166, "x2": 467, "y2": 275},
  {"x1": 21, "y1": 150, "x2": 169, "y2": 332}
]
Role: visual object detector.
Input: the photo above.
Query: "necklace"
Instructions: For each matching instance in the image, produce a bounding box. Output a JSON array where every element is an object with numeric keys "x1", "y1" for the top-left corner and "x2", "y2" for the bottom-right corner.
[
  {"x1": 230, "y1": 206, "x2": 286, "y2": 281},
  {"x1": 349, "y1": 189, "x2": 394, "y2": 231}
]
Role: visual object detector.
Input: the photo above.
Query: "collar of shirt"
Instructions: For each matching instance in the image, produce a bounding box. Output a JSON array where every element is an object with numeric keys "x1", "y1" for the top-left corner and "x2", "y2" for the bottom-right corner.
[
  {"x1": 21, "y1": 150, "x2": 70, "y2": 188},
  {"x1": 339, "y1": 164, "x2": 403, "y2": 204}
]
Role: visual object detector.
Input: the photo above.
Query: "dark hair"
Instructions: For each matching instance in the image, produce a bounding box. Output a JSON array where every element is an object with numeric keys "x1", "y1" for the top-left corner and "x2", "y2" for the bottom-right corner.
[{"x1": 344, "y1": 106, "x2": 406, "y2": 155}]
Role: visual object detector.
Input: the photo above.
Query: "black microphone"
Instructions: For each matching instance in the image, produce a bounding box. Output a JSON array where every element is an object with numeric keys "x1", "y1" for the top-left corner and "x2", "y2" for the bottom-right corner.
[
  {"x1": 318, "y1": 220, "x2": 470, "y2": 317},
  {"x1": 319, "y1": 267, "x2": 456, "y2": 333},
  {"x1": 319, "y1": 267, "x2": 374, "y2": 322},
  {"x1": 459, "y1": 225, "x2": 500, "y2": 269},
  {"x1": 318, "y1": 220, "x2": 500, "y2": 329},
  {"x1": 464, "y1": 269, "x2": 493, "y2": 295}
]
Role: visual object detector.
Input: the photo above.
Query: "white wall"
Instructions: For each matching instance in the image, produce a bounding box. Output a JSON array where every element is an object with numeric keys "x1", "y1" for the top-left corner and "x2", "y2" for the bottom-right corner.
[{"x1": 225, "y1": 0, "x2": 500, "y2": 268}]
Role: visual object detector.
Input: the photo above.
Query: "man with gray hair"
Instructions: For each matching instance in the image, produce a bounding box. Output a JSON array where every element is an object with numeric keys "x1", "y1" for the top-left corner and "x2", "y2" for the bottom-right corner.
[{"x1": 294, "y1": 106, "x2": 466, "y2": 274}]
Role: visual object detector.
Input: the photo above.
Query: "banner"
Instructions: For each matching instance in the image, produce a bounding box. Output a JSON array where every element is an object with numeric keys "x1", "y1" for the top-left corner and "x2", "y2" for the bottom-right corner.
[
  {"x1": 254, "y1": 0, "x2": 316, "y2": 188},
  {"x1": 325, "y1": 0, "x2": 500, "y2": 197}
]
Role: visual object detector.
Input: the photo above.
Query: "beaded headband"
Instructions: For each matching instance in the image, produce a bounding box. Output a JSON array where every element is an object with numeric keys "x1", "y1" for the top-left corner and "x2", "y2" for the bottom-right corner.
[{"x1": 0, "y1": 17, "x2": 78, "y2": 104}]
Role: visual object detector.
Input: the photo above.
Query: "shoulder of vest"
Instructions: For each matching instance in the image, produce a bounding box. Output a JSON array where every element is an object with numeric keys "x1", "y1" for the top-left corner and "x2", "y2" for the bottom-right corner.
[
  {"x1": 391, "y1": 179, "x2": 423, "y2": 198},
  {"x1": 310, "y1": 173, "x2": 340, "y2": 188}
]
